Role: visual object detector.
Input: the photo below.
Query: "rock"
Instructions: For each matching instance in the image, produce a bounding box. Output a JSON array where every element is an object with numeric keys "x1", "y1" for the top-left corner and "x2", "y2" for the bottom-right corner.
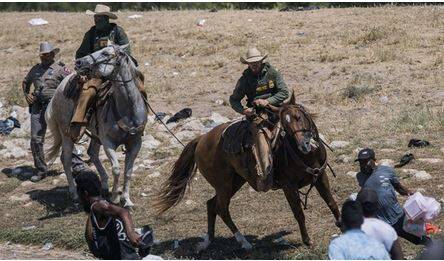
[
  {"x1": 24, "y1": 202, "x2": 33, "y2": 208},
  {"x1": 209, "y1": 112, "x2": 229, "y2": 124},
  {"x1": 52, "y1": 179, "x2": 60, "y2": 186},
  {"x1": 143, "y1": 254, "x2": 164, "y2": 260},
  {"x1": 185, "y1": 199, "x2": 195, "y2": 206},
  {"x1": 337, "y1": 154, "x2": 351, "y2": 163},
  {"x1": 175, "y1": 130, "x2": 198, "y2": 141},
  {"x1": 346, "y1": 171, "x2": 357, "y2": 178},
  {"x1": 41, "y1": 242, "x2": 53, "y2": 251},
  {"x1": 28, "y1": 18, "x2": 48, "y2": 26},
  {"x1": 21, "y1": 181, "x2": 34, "y2": 187},
  {"x1": 141, "y1": 192, "x2": 148, "y2": 197},
  {"x1": 196, "y1": 18, "x2": 206, "y2": 26},
  {"x1": 9, "y1": 194, "x2": 30, "y2": 203},
  {"x1": 379, "y1": 96, "x2": 389, "y2": 103},
  {"x1": 148, "y1": 171, "x2": 161, "y2": 178},
  {"x1": 22, "y1": 225, "x2": 36, "y2": 231},
  {"x1": 417, "y1": 158, "x2": 442, "y2": 164},
  {"x1": 128, "y1": 14, "x2": 143, "y2": 19},
  {"x1": 214, "y1": 99, "x2": 226, "y2": 106},
  {"x1": 180, "y1": 119, "x2": 205, "y2": 133},
  {"x1": 379, "y1": 159, "x2": 394, "y2": 167},
  {"x1": 417, "y1": 188, "x2": 426, "y2": 193},
  {"x1": 401, "y1": 169, "x2": 417, "y2": 175},
  {"x1": 413, "y1": 171, "x2": 432, "y2": 180},
  {"x1": 143, "y1": 134, "x2": 161, "y2": 150},
  {"x1": 440, "y1": 147, "x2": 444, "y2": 154},
  {"x1": 59, "y1": 173, "x2": 66, "y2": 179},
  {"x1": 329, "y1": 140, "x2": 350, "y2": 149}
]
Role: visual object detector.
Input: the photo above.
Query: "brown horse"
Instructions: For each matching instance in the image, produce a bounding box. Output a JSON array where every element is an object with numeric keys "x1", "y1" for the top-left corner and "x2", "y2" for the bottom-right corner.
[{"x1": 155, "y1": 104, "x2": 340, "y2": 251}]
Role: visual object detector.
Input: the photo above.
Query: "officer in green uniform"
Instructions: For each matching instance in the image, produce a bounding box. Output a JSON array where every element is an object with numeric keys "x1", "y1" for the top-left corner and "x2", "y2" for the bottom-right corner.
[
  {"x1": 23, "y1": 42, "x2": 86, "y2": 182},
  {"x1": 70, "y1": 4, "x2": 144, "y2": 142},
  {"x1": 229, "y1": 47, "x2": 289, "y2": 116}
]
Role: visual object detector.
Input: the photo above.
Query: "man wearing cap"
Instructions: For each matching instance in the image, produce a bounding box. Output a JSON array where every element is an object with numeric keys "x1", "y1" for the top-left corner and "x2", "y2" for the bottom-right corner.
[
  {"x1": 23, "y1": 42, "x2": 86, "y2": 182},
  {"x1": 355, "y1": 148, "x2": 429, "y2": 245},
  {"x1": 69, "y1": 4, "x2": 137, "y2": 142},
  {"x1": 230, "y1": 48, "x2": 289, "y2": 116}
]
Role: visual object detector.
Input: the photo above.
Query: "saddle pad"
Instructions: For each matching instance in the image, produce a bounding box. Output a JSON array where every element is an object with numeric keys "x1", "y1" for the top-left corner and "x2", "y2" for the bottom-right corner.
[{"x1": 222, "y1": 120, "x2": 253, "y2": 154}]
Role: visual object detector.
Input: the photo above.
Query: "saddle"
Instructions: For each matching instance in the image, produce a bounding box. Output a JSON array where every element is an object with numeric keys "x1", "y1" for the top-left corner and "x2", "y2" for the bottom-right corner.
[{"x1": 222, "y1": 120, "x2": 253, "y2": 154}]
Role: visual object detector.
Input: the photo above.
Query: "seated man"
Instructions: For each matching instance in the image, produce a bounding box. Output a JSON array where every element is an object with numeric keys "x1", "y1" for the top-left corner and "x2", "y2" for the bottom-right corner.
[
  {"x1": 75, "y1": 170, "x2": 152, "y2": 259},
  {"x1": 328, "y1": 200, "x2": 390, "y2": 260},
  {"x1": 357, "y1": 188, "x2": 404, "y2": 260},
  {"x1": 228, "y1": 48, "x2": 290, "y2": 187},
  {"x1": 70, "y1": 4, "x2": 146, "y2": 142},
  {"x1": 355, "y1": 148, "x2": 430, "y2": 245}
]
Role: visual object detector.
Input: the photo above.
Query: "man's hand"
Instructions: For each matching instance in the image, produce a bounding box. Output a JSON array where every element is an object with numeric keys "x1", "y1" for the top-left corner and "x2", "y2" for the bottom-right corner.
[
  {"x1": 25, "y1": 93, "x2": 36, "y2": 105},
  {"x1": 242, "y1": 108, "x2": 254, "y2": 117},
  {"x1": 252, "y1": 99, "x2": 269, "y2": 108},
  {"x1": 128, "y1": 231, "x2": 142, "y2": 247},
  {"x1": 79, "y1": 75, "x2": 88, "y2": 83}
]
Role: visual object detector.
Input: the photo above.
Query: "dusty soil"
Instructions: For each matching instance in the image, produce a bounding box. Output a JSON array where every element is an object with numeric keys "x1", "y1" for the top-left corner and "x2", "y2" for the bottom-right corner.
[{"x1": 0, "y1": 6, "x2": 443, "y2": 259}]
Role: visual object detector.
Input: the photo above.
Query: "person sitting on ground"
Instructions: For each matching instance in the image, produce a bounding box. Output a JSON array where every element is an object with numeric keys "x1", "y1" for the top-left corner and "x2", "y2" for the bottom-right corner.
[
  {"x1": 75, "y1": 170, "x2": 149, "y2": 260},
  {"x1": 357, "y1": 188, "x2": 404, "y2": 260},
  {"x1": 354, "y1": 148, "x2": 430, "y2": 245},
  {"x1": 328, "y1": 200, "x2": 390, "y2": 260}
]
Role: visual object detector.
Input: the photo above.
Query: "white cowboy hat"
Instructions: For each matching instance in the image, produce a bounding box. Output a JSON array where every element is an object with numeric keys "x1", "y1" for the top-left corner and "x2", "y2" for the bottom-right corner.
[
  {"x1": 39, "y1": 42, "x2": 60, "y2": 55},
  {"x1": 240, "y1": 47, "x2": 268, "y2": 64},
  {"x1": 86, "y1": 4, "x2": 118, "y2": 19}
]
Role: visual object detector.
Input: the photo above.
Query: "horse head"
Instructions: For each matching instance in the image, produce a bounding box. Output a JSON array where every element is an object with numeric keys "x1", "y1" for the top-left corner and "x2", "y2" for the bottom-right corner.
[
  {"x1": 279, "y1": 104, "x2": 318, "y2": 154},
  {"x1": 74, "y1": 43, "x2": 129, "y2": 78},
  {"x1": 248, "y1": 113, "x2": 274, "y2": 192}
]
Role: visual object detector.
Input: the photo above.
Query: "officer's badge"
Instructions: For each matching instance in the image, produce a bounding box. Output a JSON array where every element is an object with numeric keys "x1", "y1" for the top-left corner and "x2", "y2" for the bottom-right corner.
[{"x1": 269, "y1": 80, "x2": 275, "y2": 88}]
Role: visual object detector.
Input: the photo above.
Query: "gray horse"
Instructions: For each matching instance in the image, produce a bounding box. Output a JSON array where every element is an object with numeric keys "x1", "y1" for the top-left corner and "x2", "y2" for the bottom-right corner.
[{"x1": 45, "y1": 44, "x2": 147, "y2": 207}]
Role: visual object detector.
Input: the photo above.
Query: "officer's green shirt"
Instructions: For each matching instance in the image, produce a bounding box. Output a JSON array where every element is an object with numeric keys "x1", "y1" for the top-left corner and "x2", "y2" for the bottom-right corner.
[
  {"x1": 75, "y1": 23, "x2": 130, "y2": 59},
  {"x1": 23, "y1": 61, "x2": 71, "y2": 103},
  {"x1": 229, "y1": 62, "x2": 289, "y2": 114}
]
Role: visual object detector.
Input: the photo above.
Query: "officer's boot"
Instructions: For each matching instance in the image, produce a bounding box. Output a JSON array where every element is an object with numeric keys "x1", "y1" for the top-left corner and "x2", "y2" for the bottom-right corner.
[{"x1": 69, "y1": 78, "x2": 102, "y2": 142}]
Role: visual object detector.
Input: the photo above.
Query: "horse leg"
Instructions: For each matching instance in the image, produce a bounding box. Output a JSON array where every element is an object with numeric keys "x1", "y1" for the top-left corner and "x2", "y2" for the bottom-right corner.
[
  {"x1": 87, "y1": 140, "x2": 109, "y2": 195},
  {"x1": 103, "y1": 145, "x2": 120, "y2": 204},
  {"x1": 61, "y1": 138, "x2": 78, "y2": 201},
  {"x1": 122, "y1": 138, "x2": 142, "y2": 208},
  {"x1": 315, "y1": 171, "x2": 341, "y2": 225},
  {"x1": 283, "y1": 188, "x2": 312, "y2": 246},
  {"x1": 197, "y1": 174, "x2": 247, "y2": 252}
]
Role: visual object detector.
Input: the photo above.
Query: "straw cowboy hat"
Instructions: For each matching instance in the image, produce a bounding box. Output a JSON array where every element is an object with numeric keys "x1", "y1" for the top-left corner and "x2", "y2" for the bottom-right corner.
[
  {"x1": 240, "y1": 47, "x2": 268, "y2": 64},
  {"x1": 39, "y1": 42, "x2": 60, "y2": 55},
  {"x1": 86, "y1": 4, "x2": 118, "y2": 19}
]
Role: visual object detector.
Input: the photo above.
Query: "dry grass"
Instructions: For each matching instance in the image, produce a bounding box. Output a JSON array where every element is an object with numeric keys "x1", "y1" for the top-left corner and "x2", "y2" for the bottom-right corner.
[{"x1": 0, "y1": 6, "x2": 443, "y2": 259}]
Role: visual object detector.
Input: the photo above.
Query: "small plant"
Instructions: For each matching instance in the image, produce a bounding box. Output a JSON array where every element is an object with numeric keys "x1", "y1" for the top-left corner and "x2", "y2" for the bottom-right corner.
[{"x1": 342, "y1": 73, "x2": 381, "y2": 100}]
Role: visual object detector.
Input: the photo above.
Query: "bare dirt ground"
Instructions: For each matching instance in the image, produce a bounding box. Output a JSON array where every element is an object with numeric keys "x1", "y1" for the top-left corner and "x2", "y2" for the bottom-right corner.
[{"x1": 0, "y1": 6, "x2": 443, "y2": 259}]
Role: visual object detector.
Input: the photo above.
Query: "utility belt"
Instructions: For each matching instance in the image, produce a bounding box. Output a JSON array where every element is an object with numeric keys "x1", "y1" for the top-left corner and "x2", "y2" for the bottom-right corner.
[{"x1": 29, "y1": 92, "x2": 50, "y2": 114}]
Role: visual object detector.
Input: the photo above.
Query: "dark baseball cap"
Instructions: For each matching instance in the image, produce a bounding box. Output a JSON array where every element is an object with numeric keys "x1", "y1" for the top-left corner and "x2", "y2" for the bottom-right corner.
[{"x1": 354, "y1": 148, "x2": 375, "y2": 162}]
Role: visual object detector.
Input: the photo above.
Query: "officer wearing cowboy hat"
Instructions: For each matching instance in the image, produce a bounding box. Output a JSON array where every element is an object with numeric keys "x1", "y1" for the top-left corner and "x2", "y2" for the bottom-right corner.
[
  {"x1": 23, "y1": 42, "x2": 86, "y2": 182},
  {"x1": 70, "y1": 4, "x2": 141, "y2": 142},
  {"x1": 230, "y1": 47, "x2": 289, "y2": 116}
]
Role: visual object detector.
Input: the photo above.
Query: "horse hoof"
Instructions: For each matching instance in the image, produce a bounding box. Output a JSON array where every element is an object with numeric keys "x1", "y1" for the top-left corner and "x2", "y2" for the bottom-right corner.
[{"x1": 195, "y1": 234, "x2": 211, "y2": 253}]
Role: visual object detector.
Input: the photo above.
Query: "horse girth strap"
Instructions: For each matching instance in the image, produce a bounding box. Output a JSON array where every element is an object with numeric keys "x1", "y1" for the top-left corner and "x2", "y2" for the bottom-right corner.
[{"x1": 117, "y1": 119, "x2": 145, "y2": 135}]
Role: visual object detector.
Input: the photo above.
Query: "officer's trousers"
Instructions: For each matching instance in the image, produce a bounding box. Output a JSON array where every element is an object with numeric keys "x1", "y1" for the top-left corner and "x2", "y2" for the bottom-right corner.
[{"x1": 30, "y1": 102, "x2": 87, "y2": 174}]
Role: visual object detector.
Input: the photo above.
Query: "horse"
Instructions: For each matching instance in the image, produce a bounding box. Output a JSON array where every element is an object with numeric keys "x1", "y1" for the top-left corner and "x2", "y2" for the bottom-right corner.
[
  {"x1": 45, "y1": 44, "x2": 147, "y2": 207},
  {"x1": 154, "y1": 104, "x2": 340, "y2": 251}
]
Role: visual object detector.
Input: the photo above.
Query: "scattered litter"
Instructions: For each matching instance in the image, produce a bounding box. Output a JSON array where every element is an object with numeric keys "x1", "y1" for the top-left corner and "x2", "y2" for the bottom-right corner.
[
  {"x1": 247, "y1": 19, "x2": 252, "y2": 22},
  {"x1": 408, "y1": 139, "x2": 430, "y2": 148},
  {"x1": 22, "y1": 225, "x2": 36, "y2": 231},
  {"x1": 413, "y1": 171, "x2": 432, "y2": 181},
  {"x1": 329, "y1": 140, "x2": 350, "y2": 149},
  {"x1": 143, "y1": 254, "x2": 164, "y2": 260},
  {"x1": 153, "y1": 112, "x2": 167, "y2": 121},
  {"x1": 349, "y1": 192, "x2": 358, "y2": 201},
  {"x1": 0, "y1": 116, "x2": 21, "y2": 135},
  {"x1": 296, "y1": 32, "x2": 305, "y2": 36},
  {"x1": 128, "y1": 14, "x2": 143, "y2": 19},
  {"x1": 42, "y1": 242, "x2": 53, "y2": 251},
  {"x1": 166, "y1": 108, "x2": 192, "y2": 124},
  {"x1": 141, "y1": 192, "x2": 148, "y2": 197},
  {"x1": 172, "y1": 72, "x2": 179, "y2": 76},
  {"x1": 214, "y1": 99, "x2": 226, "y2": 106},
  {"x1": 28, "y1": 18, "x2": 48, "y2": 26},
  {"x1": 426, "y1": 223, "x2": 441, "y2": 235},
  {"x1": 144, "y1": 62, "x2": 150, "y2": 67},
  {"x1": 209, "y1": 8, "x2": 218, "y2": 13},
  {"x1": 395, "y1": 153, "x2": 414, "y2": 168},
  {"x1": 196, "y1": 18, "x2": 206, "y2": 27}
]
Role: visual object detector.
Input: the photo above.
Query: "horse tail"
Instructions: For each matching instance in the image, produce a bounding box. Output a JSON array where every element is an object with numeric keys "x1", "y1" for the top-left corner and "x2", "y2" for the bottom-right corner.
[
  {"x1": 154, "y1": 136, "x2": 200, "y2": 215},
  {"x1": 44, "y1": 99, "x2": 62, "y2": 164}
]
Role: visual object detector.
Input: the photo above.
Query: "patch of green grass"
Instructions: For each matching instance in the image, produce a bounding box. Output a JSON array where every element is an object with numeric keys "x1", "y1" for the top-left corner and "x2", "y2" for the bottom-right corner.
[
  {"x1": 0, "y1": 178, "x2": 21, "y2": 194},
  {"x1": 348, "y1": 26, "x2": 387, "y2": 45},
  {"x1": 341, "y1": 73, "x2": 382, "y2": 101},
  {"x1": 389, "y1": 106, "x2": 444, "y2": 133}
]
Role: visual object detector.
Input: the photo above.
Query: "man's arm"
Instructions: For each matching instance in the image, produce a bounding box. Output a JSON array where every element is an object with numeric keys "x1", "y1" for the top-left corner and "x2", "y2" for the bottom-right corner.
[
  {"x1": 22, "y1": 68, "x2": 36, "y2": 105},
  {"x1": 266, "y1": 70, "x2": 289, "y2": 106},
  {"x1": 229, "y1": 78, "x2": 247, "y2": 114},
  {"x1": 390, "y1": 239, "x2": 404, "y2": 260},
  {"x1": 76, "y1": 31, "x2": 92, "y2": 59},
  {"x1": 92, "y1": 201, "x2": 141, "y2": 246},
  {"x1": 390, "y1": 170, "x2": 411, "y2": 196}
]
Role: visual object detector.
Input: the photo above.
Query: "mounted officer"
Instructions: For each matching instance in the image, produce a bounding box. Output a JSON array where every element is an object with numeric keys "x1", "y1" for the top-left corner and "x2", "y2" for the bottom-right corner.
[
  {"x1": 23, "y1": 42, "x2": 86, "y2": 182},
  {"x1": 69, "y1": 4, "x2": 146, "y2": 142}
]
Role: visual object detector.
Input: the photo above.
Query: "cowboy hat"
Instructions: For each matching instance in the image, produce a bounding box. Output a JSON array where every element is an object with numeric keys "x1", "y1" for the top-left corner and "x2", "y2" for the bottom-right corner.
[
  {"x1": 39, "y1": 42, "x2": 60, "y2": 55},
  {"x1": 86, "y1": 4, "x2": 118, "y2": 19},
  {"x1": 240, "y1": 47, "x2": 268, "y2": 64}
]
